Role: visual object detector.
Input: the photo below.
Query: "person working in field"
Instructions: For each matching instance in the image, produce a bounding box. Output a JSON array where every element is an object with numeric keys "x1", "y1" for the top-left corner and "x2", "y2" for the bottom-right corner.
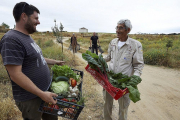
[
  {"x1": 0, "y1": 2, "x2": 65, "y2": 120},
  {"x1": 90, "y1": 32, "x2": 100, "y2": 55},
  {"x1": 103, "y1": 19, "x2": 144, "y2": 120},
  {"x1": 71, "y1": 33, "x2": 77, "y2": 53}
]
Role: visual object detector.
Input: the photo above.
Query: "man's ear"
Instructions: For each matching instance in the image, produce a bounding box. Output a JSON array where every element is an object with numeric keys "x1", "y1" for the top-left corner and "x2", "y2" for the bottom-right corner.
[
  {"x1": 21, "y1": 13, "x2": 27, "y2": 21},
  {"x1": 127, "y1": 28, "x2": 130, "y2": 33}
]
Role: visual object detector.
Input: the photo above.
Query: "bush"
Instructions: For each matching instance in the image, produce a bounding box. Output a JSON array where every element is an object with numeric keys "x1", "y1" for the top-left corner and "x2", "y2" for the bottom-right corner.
[
  {"x1": 44, "y1": 40, "x2": 54, "y2": 47},
  {"x1": 42, "y1": 45, "x2": 64, "y2": 60},
  {"x1": 143, "y1": 48, "x2": 168, "y2": 66}
]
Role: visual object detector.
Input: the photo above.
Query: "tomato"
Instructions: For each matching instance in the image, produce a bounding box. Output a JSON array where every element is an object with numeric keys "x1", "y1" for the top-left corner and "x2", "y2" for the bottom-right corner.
[
  {"x1": 61, "y1": 98, "x2": 69, "y2": 102},
  {"x1": 70, "y1": 99, "x2": 77, "y2": 103},
  {"x1": 71, "y1": 79, "x2": 77, "y2": 87},
  {"x1": 53, "y1": 105, "x2": 59, "y2": 110},
  {"x1": 43, "y1": 103, "x2": 60, "y2": 112}
]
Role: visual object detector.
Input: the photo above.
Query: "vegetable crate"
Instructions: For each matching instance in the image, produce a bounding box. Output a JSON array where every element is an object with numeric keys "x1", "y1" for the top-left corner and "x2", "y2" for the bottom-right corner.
[
  {"x1": 85, "y1": 64, "x2": 128, "y2": 100},
  {"x1": 38, "y1": 69, "x2": 84, "y2": 120}
]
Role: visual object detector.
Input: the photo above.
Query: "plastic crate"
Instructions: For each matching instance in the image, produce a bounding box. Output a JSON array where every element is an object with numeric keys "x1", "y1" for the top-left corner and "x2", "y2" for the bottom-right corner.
[
  {"x1": 85, "y1": 64, "x2": 128, "y2": 100},
  {"x1": 39, "y1": 69, "x2": 84, "y2": 120}
]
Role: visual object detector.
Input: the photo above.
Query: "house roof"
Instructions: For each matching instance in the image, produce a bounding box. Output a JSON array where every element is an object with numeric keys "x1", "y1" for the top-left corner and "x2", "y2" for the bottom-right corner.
[{"x1": 80, "y1": 27, "x2": 87, "y2": 29}]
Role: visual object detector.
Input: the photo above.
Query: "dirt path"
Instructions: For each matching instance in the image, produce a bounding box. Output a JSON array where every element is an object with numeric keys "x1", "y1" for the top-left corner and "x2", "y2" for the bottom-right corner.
[{"x1": 59, "y1": 37, "x2": 180, "y2": 120}]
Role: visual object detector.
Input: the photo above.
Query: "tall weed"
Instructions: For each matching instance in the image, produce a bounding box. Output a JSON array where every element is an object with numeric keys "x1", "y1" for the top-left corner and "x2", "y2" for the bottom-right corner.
[{"x1": 143, "y1": 48, "x2": 168, "y2": 66}]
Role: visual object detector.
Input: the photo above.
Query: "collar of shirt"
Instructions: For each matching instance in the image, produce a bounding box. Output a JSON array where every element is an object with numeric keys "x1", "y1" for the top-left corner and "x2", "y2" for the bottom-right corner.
[{"x1": 116, "y1": 36, "x2": 130, "y2": 45}]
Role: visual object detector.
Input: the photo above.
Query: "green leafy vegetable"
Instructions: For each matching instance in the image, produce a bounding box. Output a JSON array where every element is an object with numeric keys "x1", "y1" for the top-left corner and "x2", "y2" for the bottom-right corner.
[
  {"x1": 82, "y1": 50, "x2": 142, "y2": 103},
  {"x1": 82, "y1": 50, "x2": 108, "y2": 73},
  {"x1": 108, "y1": 72, "x2": 142, "y2": 103},
  {"x1": 126, "y1": 85, "x2": 140, "y2": 103},
  {"x1": 51, "y1": 65, "x2": 80, "y2": 82}
]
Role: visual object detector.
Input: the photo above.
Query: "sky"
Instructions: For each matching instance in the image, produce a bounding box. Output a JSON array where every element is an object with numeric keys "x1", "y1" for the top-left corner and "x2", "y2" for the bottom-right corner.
[{"x1": 0, "y1": 0, "x2": 180, "y2": 34}]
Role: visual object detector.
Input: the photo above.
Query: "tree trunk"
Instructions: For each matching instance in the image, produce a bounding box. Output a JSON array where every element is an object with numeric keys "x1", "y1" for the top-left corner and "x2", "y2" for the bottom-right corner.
[{"x1": 62, "y1": 43, "x2": 63, "y2": 61}]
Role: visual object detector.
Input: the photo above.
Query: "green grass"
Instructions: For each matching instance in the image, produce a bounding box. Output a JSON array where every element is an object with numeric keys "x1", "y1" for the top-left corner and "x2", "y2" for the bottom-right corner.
[{"x1": 76, "y1": 33, "x2": 180, "y2": 69}]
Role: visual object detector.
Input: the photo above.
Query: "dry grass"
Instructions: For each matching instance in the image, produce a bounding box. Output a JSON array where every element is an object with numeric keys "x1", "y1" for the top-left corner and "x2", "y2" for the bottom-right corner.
[{"x1": 0, "y1": 83, "x2": 22, "y2": 120}]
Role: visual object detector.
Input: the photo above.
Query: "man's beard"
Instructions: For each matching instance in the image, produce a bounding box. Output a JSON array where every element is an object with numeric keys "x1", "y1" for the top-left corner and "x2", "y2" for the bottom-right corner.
[{"x1": 24, "y1": 18, "x2": 36, "y2": 34}]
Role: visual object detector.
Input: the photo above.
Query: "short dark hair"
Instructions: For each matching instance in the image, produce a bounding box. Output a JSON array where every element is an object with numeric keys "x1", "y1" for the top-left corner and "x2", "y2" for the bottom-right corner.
[{"x1": 13, "y1": 2, "x2": 40, "y2": 22}]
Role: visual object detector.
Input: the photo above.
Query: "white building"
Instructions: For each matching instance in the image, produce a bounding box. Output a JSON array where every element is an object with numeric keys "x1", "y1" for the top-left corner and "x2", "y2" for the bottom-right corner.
[{"x1": 79, "y1": 27, "x2": 88, "y2": 33}]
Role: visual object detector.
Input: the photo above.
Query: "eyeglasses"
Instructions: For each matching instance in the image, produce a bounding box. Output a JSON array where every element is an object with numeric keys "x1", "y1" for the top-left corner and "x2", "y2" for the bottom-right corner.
[
  {"x1": 22, "y1": 2, "x2": 29, "y2": 13},
  {"x1": 116, "y1": 20, "x2": 128, "y2": 31},
  {"x1": 115, "y1": 26, "x2": 126, "y2": 31}
]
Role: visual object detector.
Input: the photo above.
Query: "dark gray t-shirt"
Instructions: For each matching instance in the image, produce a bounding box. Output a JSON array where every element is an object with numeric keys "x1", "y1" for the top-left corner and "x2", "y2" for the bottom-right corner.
[{"x1": 0, "y1": 30, "x2": 51, "y2": 102}]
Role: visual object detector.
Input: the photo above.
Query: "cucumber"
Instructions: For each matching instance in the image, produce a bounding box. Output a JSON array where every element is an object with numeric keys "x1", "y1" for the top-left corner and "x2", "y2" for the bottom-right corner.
[{"x1": 55, "y1": 76, "x2": 69, "y2": 82}]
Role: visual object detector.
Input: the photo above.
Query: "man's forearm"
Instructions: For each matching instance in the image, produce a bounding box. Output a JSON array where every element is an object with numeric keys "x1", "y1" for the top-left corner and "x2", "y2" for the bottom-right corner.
[{"x1": 45, "y1": 58, "x2": 56, "y2": 65}]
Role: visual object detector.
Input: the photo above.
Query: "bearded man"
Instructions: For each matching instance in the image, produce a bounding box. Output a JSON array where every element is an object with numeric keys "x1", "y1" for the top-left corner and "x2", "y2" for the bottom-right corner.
[{"x1": 0, "y1": 2, "x2": 65, "y2": 120}]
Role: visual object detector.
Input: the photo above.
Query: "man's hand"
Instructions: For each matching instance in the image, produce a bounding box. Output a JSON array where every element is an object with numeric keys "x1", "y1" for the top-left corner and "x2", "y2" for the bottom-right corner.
[
  {"x1": 55, "y1": 60, "x2": 65, "y2": 66},
  {"x1": 45, "y1": 58, "x2": 65, "y2": 65},
  {"x1": 40, "y1": 91, "x2": 58, "y2": 104}
]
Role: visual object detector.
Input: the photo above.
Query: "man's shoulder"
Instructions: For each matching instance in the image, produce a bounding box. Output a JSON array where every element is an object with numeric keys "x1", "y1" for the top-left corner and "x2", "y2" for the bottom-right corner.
[
  {"x1": 2, "y1": 30, "x2": 24, "y2": 40},
  {"x1": 128, "y1": 37, "x2": 142, "y2": 45},
  {"x1": 1, "y1": 30, "x2": 18, "y2": 42},
  {"x1": 110, "y1": 38, "x2": 118, "y2": 44},
  {"x1": 1, "y1": 30, "x2": 33, "y2": 46}
]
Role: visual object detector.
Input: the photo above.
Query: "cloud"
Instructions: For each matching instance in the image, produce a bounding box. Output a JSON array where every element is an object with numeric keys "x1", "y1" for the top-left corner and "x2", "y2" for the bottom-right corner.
[{"x1": 0, "y1": 0, "x2": 180, "y2": 34}]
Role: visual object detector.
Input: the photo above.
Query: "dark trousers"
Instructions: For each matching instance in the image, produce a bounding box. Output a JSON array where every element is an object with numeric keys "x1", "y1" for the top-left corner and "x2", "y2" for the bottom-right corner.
[
  {"x1": 92, "y1": 45, "x2": 98, "y2": 55},
  {"x1": 15, "y1": 97, "x2": 58, "y2": 120}
]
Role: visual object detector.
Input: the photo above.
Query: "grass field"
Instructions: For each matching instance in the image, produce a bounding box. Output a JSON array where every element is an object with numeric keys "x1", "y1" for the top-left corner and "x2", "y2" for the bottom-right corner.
[
  {"x1": 74, "y1": 33, "x2": 180, "y2": 68},
  {"x1": 0, "y1": 31, "x2": 180, "y2": 119}
]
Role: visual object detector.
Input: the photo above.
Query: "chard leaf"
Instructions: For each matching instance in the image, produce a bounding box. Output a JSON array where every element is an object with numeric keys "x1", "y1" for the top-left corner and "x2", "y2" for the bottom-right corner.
[
  {"x1": 121, "y1": 83, "x2": 126, "y2": 88},
  {"x1": 82, "y1": 53, "x2": 101, "y2": 68},
  {"x1": 98, "y1": 54, "x2": 109, "y2": 73},
  {"x1": 126, "y1": 85, "x2": 141, "y2": 103},
  {"x1": 117, "y1": 77, "x2": 130, "y2": 84},
  {"x1": 85, "y1": 50, "x2": 99, "y2": 60}
]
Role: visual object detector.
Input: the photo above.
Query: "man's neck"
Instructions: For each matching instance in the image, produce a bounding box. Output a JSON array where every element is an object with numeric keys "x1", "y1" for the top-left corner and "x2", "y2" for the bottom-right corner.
[
  {"x1": 15, "y1": 23, "x2": 29, "y2": 35},
  {"x1": 119, "y1": 36, "x2": 128, "y2": 42}
]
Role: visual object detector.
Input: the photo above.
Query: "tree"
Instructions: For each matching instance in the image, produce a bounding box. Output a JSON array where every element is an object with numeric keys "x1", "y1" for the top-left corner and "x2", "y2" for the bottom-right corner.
[
  {"x1": 1, "y1": 22, "x2": 10, "y2": 29},
  {"x1": 51, "y1": 19, "x2": 64, "y2": 59},
  {"x1": 60, "y1": 22, "x2": 64, "y2": 44}
]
